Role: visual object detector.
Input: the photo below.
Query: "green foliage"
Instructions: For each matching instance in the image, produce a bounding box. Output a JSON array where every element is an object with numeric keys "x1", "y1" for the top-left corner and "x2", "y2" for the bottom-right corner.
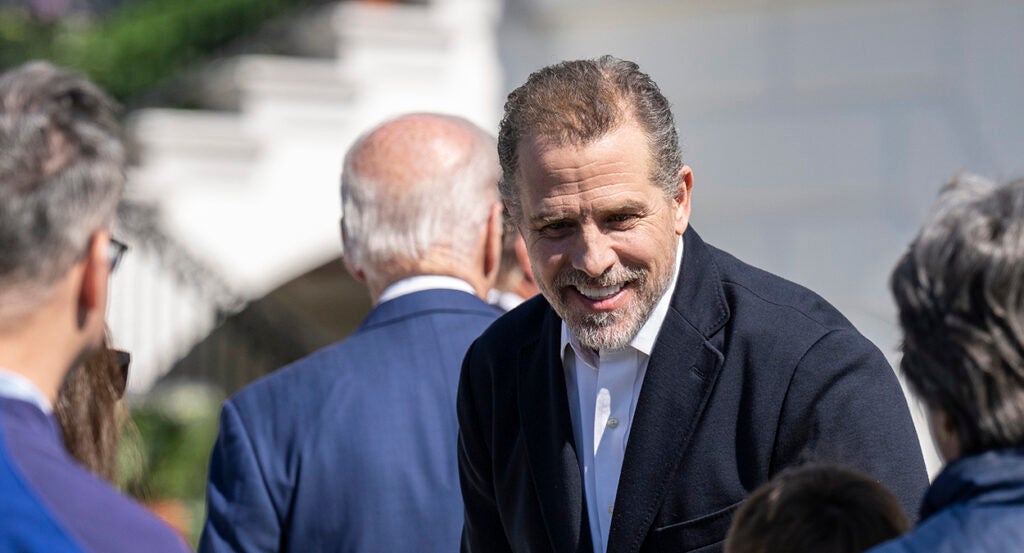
[
  {"x1": 119, "y1": 382, "x2": 223, "y2": 546},
  {"x1": 0, "y1": 9, "x2": 56, "y2": 68},
  {"x1": 0, "y1": 0, "x2": 305, "y2": 100}
]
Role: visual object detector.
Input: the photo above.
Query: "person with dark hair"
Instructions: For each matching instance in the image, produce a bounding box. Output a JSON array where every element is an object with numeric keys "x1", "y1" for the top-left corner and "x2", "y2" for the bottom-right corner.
[
  {"x1": 458, "y1": 56, "x2": 928, "y2": 553},
  {"x1": 724, "y1": 464, "x2": 910, "y2": 553},
  {"x1": 0, "y1": 61, "x2": 188, "y2": 552},
  {"x1": 200, "y1": 113, "x2": 504, "y2": 553},
  {"x1": 869, "y1": 175, "x2": 1024, "y2": 553}
]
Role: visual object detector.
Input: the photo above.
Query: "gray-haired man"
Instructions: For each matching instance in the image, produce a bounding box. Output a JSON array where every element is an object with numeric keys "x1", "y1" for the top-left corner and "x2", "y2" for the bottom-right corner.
[{"x1": 0, "y1": 61, "x2": 188, "y2": 553}]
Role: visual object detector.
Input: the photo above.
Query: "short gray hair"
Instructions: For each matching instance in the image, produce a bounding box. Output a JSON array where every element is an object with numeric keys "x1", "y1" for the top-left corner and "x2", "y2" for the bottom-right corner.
[
  {"x1": 891, "y1": 174, "x2": 1024, "y2": 455},
  {"x1": 340, "y1": 115, "x2": 498, "y2": 281},
  {"x1": 0, "y1": 61, "x2": 125, "y2": 318},
  {"x1": 497, "y1": 56, "x2": 683, "y2": 218}
]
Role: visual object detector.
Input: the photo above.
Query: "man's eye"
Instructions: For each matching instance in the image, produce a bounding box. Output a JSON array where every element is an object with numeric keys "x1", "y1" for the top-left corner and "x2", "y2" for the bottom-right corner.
[
  {"x1": 540, "y1": 221, "x2": 571, "y2": 235},
  {"x1": 609, "y1": 214, "x2": 638, "y2": 225}
]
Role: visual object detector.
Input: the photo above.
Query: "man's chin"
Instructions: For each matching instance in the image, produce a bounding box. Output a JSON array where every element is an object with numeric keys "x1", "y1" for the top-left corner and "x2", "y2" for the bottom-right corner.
[{"x1": 568, "y1": 317, "x2": 636, "y2": 351}]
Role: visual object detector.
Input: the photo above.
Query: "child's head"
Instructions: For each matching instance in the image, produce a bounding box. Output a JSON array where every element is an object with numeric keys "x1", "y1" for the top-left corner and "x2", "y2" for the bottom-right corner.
[{"x1": 724, "y1": 463, "x2": 910, "y2": 553}]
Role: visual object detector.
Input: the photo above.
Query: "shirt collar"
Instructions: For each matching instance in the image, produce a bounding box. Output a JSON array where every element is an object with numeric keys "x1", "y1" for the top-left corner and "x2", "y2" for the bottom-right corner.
[
  {"x1": 487, "y1": 289, "x2": 526, "y2": 312},
  {"x1": 0, "y1": 367, "x2": 53, "y2": 414},
  {"x1": 377, "y1": 275, "x2": 478, "y2": 305},
  {"x1": 561, "y1": 235, "x2": 685, "y2": 363}
]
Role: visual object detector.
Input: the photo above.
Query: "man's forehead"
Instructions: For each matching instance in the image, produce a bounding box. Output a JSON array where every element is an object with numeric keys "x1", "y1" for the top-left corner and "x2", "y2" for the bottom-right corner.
[{"x1": 515, "y1": 124, "x2": 652, "y2": 185}]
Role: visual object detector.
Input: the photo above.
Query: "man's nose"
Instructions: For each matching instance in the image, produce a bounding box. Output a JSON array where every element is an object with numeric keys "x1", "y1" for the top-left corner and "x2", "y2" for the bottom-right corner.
[{"x1": 571, "y1": 226, "x2": 616, "y2": 278}]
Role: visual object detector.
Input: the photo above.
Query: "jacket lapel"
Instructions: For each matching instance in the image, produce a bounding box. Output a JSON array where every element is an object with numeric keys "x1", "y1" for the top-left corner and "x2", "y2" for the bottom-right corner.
[
  {"x1": 517, "y1": 307, "x2": 591, "y2": 553},
  {"x1": 606, "y1": 228, "x2": 730, "y2": 553}
]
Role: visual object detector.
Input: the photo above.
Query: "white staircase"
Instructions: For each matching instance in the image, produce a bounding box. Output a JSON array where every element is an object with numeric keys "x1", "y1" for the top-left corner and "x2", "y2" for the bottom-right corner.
[{"x1": 110, "y1": 0, "x2": 503, "y2": 394}]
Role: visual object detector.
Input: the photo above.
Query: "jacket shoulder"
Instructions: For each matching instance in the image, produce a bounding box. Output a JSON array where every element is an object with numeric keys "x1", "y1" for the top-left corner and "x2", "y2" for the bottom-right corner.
[
  {"x1": 707, "y1": 244, "x2": 857, "y2": 333},
  {"x1": 229, "y1": 295, "x2": 499, "y2": 429}
]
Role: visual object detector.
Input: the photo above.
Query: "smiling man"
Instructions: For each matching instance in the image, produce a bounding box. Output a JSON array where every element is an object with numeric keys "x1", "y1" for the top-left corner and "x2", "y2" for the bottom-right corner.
[{"x1": 457, "y1": 56, "x2": 929, "y2": 553}]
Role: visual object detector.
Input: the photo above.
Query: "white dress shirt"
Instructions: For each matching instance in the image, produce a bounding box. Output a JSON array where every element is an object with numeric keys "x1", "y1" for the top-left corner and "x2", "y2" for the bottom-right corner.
[
  {"x1": 377, "y1": 275, "x2": 478, "y2": 305},
  {"x1": 0, "y1": 367, "x2": 52, "y2": 413},
  {"x1": 562, "y1": 237, "x2": 684, "y2": 553},
  {"x1": 487, "y1": 289, "x2": 527, "y2": 312}
]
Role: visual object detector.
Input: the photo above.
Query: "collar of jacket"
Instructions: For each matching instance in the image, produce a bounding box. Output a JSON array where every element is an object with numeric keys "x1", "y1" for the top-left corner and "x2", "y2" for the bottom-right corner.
[
  {"x1": 921, "y1": 447, "x2": 1024, "y2": 520},
  {"x1": 358, "y1": 287, "x2": 498, "y2": 331}
]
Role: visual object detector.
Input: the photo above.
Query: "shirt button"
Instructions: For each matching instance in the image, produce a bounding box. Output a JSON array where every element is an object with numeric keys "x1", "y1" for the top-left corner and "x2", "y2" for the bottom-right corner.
[
  {"x1": 606, "y1": 417, "x2": 619, "y2": 428},
  {"x1": 608, "y1": 506, "x2": 614, "y2": 516}
]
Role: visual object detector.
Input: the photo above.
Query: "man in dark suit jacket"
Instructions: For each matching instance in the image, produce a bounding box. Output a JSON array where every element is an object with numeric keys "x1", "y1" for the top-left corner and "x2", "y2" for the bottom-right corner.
[
  {"x1": 200, "y1": 113, "x2": 505, "y2": 552},
  {"x1": 458, "y1": 56, "x2": 929, "y2": 553}
]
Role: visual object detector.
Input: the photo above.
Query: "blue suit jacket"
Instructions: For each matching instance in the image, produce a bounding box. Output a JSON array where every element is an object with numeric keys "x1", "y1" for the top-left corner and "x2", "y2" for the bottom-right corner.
[
  {"x1": 458, "y1": 228, "x2": 929, "y2": 553},
  {"x1": 200, "y1": 289, "x2": 501, "y2": 553},
  {"x1": 0, "y1": 397, "x2": 188, "y2": 553}
]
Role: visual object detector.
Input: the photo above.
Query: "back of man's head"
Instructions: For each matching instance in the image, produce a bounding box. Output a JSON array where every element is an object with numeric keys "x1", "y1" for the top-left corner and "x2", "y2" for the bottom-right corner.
[
  {"x1": 340, "y1": 113, "x2": 500, "y2": 297},
  {"x1": 496, "y1": 55, "x2": 683, "y2": 219},
  {"x1": 0, "y1": 61, "x2": 124, "y2": 322},
  {"x1": 724, "y1": 464, "x2": 910, "y2": 553},
  {"x1": 891, "y1": 175, "x2": 1024, "y2": 457}
]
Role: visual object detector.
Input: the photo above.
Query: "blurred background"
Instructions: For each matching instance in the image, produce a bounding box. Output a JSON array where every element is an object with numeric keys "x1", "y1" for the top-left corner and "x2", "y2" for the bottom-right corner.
[{"x1": 3, "y1": 0, "x2": 1023, "y2": 545}]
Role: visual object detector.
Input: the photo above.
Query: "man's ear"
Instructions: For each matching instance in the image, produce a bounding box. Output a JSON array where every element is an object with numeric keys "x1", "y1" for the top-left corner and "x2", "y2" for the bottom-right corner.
[
  {"x1": 673, "y1": 165, "x2": 694, "y2": 235},
  {"x1": 341, "y1": 256, "x2": 366, "y2": 283},
  {"x1": 513, "y1": 233, "x2": 534, "y2": 285},
  {"x1": 339, "y1": 219, "x2": 366, "y2": 282},
  {"x1": 78, "y1": 231, "x2": 110, "y2": 329},
  {"x1": 483, "y1": 203, "x2": 503, "y2": 285}
]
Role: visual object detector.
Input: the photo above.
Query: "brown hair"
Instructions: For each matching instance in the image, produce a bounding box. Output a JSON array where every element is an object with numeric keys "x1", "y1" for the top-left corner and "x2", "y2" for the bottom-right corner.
[
  {"x1": 54, "y1": 333, "x2": 128, "y2": 482},
  {"x1": 496, "y1": 56, "x2": 683, "y2": 218},
  {"x1": 724, "y1": 464, "x2": 910, "y2": 553}
]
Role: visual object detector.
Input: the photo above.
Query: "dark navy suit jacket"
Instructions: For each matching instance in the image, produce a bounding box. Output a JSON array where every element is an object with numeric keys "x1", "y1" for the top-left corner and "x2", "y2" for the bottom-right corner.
[
  {"x1": 200, "y1": 289, "x2": 501, "y2": 553},
  {"x1": 458, "y1": 228, "x2": 929, "y2": 553},
  {"x1": 0, "y1": 397, "x2": 188, "y2": 553}
]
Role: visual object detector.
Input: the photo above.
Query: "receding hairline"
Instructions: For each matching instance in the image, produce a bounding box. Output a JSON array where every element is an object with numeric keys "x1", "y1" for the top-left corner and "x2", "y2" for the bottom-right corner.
[{"x1": 508, "y1": 115, "x2": 671, "y2": 212}]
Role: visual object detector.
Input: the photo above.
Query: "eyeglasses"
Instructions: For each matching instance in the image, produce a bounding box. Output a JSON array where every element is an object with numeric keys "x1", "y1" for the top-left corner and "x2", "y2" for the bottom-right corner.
[
  {"x1": 113, "y1": 349, "x2": 130, "y2": 398},
  {"x1": 107, "y1": 237, "x2": 128, "y2": 272}
]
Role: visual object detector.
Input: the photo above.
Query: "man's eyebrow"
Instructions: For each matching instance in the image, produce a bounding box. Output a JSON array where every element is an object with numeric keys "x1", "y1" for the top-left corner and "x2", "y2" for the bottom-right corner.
[
  {"x1": 529, "y1": 212, "x2": 568, "y2": 226},
  {"x1": 612, "y1": 200, "x2": 649, "y2": 213}
]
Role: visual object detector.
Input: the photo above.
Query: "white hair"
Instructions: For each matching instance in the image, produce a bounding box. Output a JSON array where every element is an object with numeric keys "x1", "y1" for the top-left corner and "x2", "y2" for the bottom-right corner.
[{"x1": 339, "y1": 117, "x2": 499, "y2": 282}]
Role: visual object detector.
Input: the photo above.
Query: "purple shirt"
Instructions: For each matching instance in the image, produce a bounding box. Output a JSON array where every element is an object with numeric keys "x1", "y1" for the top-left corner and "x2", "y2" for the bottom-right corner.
[{"x1": 0, "y1": 396, "x2": 191, "y2": 552}]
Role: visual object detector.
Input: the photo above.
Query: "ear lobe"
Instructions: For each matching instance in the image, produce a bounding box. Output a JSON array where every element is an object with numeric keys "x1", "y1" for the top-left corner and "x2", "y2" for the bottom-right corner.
[
  {"x1": 673, "y1": 165, "x2": 694, "y2": 234},
  {"x1": 930, "y1": 409, "x2": 962, "y2": 462},
  {"x1": 342, "y1": 256, "x2": 366, "y2": 283}
]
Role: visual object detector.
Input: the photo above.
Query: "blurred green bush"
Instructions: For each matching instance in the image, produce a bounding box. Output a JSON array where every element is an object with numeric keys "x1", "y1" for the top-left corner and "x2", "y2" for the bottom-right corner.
[
  {"x1": 0, "y1": 0, "x2": 304, "y2": 100},
  {"x1": 119, "y1": 382, "x2": 224, "y2": 547}
]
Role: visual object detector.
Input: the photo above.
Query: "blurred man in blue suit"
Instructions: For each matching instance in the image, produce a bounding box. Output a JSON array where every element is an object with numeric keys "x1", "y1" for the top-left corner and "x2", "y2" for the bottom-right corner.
[{"x1": 200, "y1": 113, "x2": 505, "y2": 553}]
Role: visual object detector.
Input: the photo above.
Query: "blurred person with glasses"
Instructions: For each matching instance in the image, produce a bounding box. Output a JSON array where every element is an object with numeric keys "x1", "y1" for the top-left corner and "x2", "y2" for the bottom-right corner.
[{"x1": 0, "y1": 62, "x2": 189, "y2": 552}]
